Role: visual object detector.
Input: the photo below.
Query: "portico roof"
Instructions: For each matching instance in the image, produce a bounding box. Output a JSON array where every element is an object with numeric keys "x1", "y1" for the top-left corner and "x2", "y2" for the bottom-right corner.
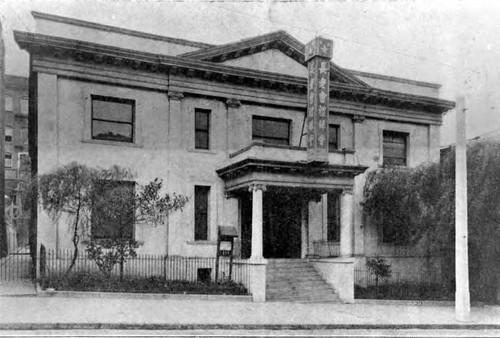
[{"x1": 216, "y1": 158, "x2": 368, "y2": 193}]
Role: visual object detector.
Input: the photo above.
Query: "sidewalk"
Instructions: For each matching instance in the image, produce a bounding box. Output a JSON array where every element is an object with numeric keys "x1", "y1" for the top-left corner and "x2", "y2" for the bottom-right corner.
[{"x1": 0, "y1": 291, "x2": 499, "y2": 330}]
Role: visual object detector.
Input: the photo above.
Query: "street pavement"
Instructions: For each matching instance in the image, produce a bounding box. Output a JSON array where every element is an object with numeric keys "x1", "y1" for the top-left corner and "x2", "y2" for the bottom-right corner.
[{"x1": 1, "y1": 282, "x2": 500, "y2": 333}]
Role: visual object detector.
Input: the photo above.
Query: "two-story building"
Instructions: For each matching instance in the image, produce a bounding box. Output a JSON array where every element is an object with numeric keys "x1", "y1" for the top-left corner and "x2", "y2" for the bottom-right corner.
[{"x1": 14, "y1": 11, "x2": 454, "y2": 302}]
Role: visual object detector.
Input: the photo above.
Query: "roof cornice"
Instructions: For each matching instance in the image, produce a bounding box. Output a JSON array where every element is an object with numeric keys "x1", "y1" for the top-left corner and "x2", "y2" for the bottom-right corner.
[
  {"x1": 180, "y1": 30, "x2": 368, "y2": 87},
  {"x1": 31, "y1": 11, "x2": 213, "y2": 49},
  {"x1": 14, "y1": 31, "x2": 455, "y2": 114}
]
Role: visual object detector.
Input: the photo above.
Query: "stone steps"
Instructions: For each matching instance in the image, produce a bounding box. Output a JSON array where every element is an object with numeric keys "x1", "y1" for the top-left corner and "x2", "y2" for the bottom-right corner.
[{"x1": 266, "y1": 259, "x2": 339, "y2": 302}]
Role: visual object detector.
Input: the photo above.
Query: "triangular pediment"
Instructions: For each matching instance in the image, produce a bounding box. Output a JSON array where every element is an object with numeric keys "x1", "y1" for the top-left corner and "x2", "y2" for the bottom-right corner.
[
  {"x1": 220, "y1": 49, "x2": 307, "y2": 78},
  {"x1": 180, "y1": 30, "x2": 369, "y2": 87}
]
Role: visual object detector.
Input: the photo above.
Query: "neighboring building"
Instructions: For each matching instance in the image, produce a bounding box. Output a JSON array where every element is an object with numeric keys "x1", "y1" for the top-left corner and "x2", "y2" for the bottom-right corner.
[
  {"x1": 14, "y1": 12, "x2": 454, "y2": 301},
  {"x1": 4, "y1": 75, "x2": 29, "y2": 252}
]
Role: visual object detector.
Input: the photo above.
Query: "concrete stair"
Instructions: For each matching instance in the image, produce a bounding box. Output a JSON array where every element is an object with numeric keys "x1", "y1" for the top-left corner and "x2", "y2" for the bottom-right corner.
[{"x1": 266, "y1": 259, "x2": 339, "y2": 302}]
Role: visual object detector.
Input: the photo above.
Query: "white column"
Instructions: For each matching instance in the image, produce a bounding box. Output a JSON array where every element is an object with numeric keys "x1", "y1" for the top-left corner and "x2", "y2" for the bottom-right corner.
[
  {"x1": 340, "y1": 189, "x2": 354, "y2": 257},
  {"x1": 249, "y1": 184, "x2": 265, "y2": 260}
]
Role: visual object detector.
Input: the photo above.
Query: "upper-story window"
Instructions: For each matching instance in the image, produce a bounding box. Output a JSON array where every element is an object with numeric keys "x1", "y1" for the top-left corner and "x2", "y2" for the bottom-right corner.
[
  {"x1": 5, "y1": 127, "x2": 12, "y2": 143},
  {"x1": 328, "y1": 124, "x2": 340, "y2": 151},
  {"x1": 383, "y1": 130, "x2": 408, "y2": 166},
  {"x1": 5, "y1": 95, "x2": 13, "y2": 112},
  {"x1": 195, "y1": 109, "x2": 210, "y2": 150},
  {"x1": 91, "y1": 95, "x2": 134, "y2": 143},
  {"x1": 252, "y1": 116, "x2": 290, "y2": 145},
  {"x1": 20, "y1": 128, "x2": 28, "y2": 145},
  {"x1": 20, "y1": 98, "x2": 28, "y2": 117}
]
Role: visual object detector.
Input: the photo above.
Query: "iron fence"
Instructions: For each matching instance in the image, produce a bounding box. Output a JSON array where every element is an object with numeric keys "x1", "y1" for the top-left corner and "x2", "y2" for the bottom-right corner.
[
  {"x1": 354, "y1": 266, "x2": 443, "y2": 287},
  {"x1": 0, "y1": 252, "x2": 32, "y2": 281},
  {"x1": 40, "y1": 246, "x2": 251, "y2": 292},
  {"x1": 312, "y1": 241, "x2": 340, "y2": 258}
]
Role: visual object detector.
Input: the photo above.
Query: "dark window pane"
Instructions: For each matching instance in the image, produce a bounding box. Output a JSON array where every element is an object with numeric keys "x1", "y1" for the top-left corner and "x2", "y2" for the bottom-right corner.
[
  {"x1": 329, "y1": 124, "x2": 339, "y2": 151},
  {"x1": 252, "y1": 116, "x2": 290, "y2": 145},
  {"x1": 327, "y1": 192, "x2": 340, "y2": 242},
  {"x1": 195, "y1": 131, "x2": 209, "y2": 150},
  {"x1": 195, "y1": 110, "x2": 210, "y2": 149},
  {"x1": 93, "y1": 120, "x2": 133, "y2": 142},
  {"x1": 194, "y1": 186, "x2": 210, "y2": 241},
  {"x1": 383, "y1": 131, "x2": 407, "y2": 166},
  {"x1": 91, "y1": 96, "x2": 134, "y2": 143},
  {"x1": 92, "y1": 181, "x2": 135, "y2": 240},
  {"x1": 93, "y1": 100, "x2": 133, "y2": 123},
  {"x1": 195, "y1": 110, "x2": 209, "y2": 131}
]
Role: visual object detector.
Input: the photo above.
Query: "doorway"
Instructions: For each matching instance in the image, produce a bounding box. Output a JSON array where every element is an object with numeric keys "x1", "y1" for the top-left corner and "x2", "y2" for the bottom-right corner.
[{"x1": 240, "y1": 188, "x2": 302, "y2": 259}]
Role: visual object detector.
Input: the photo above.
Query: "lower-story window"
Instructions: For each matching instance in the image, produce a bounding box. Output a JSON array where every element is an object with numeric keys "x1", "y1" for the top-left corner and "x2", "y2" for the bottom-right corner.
[
  {"x1": 194, "y1": 185, "x2": 210, "y2": 241},
  {"x1": 92, "y1": 180, "x2": 135, "y2": 240},
  {"x1": 327, "y1": 192, "x2": 340, "y2": 242}
]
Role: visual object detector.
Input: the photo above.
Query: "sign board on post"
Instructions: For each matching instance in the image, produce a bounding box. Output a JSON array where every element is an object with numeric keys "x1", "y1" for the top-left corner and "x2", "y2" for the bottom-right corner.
[{"x1": 215, "y1": 226, "x2": 238, "y2": 282}]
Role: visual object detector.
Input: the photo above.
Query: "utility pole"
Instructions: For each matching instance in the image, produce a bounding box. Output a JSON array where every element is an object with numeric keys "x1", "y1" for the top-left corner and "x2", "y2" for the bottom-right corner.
[
  {"x1": 455, "y1": 96, "x2": 470, "y2": 321},
  {"x1": 0, "y1": 20, "x2": 6, "y2": 258}
]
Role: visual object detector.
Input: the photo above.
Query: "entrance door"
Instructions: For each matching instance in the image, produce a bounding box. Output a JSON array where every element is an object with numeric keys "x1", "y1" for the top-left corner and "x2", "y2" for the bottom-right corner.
[
  {"x1": 240, "y1": 189, "x2": 302, "y2": 259},
  {"x1": 263, "y1": 190, "x2": 302, "y2": 258}
]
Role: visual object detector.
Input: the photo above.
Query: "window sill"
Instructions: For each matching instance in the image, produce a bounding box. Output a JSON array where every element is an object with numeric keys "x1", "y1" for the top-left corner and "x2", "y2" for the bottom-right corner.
[
  {"x1": 187, "y1": 148, "x2": 218, "y2": 155},
  {"x1": 187, "y1": 240, "x2": 217, "y2": 246},
  {"x1": 82, "y1": 139, "x2": 143, "y2": 148}
]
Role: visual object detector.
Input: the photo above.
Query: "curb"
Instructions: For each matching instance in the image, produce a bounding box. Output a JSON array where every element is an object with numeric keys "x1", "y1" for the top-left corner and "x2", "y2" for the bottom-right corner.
[
  {"x1": 37, "y1": 289, "x2": 252, "y2": 302},
  {"x1": 1, "y1": 323, "x2": 500, "y2": 331},
  {"x1": 355, "y1": 299, "x2": 455, "y2": 307}
]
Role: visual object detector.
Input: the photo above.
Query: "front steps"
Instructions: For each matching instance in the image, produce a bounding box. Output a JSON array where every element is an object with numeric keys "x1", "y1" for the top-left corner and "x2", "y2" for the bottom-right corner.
[{"x1": 266, "y1": 259, "x2": 339, "y2": 302}]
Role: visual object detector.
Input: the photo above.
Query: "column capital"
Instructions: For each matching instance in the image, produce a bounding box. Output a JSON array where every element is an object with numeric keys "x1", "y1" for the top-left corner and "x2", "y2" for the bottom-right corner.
[
  {"x1": 341, "y1": 187, "x2": 354, "y2": 196},
  {"x1": 167, "y1": 91, "x2": 184, "y2": 100},
  {"x1": 226, "y1": 98, "x2": 241, "y2": 108},
  {"x1": 248, "y1": 184, "x2": 266, "y2": 193},
  {"x1": 352, "y1": 115, "x2": 366, "y2": 124}
]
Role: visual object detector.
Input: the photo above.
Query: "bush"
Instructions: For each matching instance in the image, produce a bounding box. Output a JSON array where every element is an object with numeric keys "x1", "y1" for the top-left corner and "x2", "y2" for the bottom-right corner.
[{"x1": 39, "y1": 271, "x2": 248, "y2": 295}]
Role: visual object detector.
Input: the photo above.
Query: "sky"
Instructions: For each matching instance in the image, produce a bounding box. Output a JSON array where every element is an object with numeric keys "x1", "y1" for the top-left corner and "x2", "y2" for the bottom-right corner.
[{"x1": 1, "y1": 0, "x2": 500, "y2": 146}]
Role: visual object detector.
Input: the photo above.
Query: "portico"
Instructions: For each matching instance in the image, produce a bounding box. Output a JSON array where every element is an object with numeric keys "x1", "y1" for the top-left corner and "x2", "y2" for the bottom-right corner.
[{"x1": 216, "y1": 155, "x2": 368, "y2": 260}]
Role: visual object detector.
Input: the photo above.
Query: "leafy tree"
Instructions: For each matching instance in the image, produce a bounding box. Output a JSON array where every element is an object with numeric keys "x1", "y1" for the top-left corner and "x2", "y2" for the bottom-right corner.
[
  {"x1": 363, "y1": 140, "x2": 500, "y2": 303},
  {"x1": 38, "y1": 162, "x2": 188, "y2": 278},
  {"x1": 38, "y1": 162, "x2": 98, "y2": 274}
]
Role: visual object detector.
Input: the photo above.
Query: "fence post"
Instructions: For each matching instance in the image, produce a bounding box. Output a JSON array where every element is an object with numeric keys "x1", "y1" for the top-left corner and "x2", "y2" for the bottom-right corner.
[{"x1": 40, "y1": 245, "x2": 46, "y2": 281}]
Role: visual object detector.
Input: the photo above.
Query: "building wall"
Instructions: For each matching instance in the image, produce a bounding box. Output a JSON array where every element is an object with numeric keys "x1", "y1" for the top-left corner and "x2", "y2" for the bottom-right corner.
[{"x1": 35, "y1": 74, "x2": 442, "y2": 261}]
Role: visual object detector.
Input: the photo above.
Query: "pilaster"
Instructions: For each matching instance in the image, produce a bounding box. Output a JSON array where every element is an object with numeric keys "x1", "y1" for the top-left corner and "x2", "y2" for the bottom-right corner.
[{"x1": 340, "y1": 188, "x2": 354, "y2": 257}]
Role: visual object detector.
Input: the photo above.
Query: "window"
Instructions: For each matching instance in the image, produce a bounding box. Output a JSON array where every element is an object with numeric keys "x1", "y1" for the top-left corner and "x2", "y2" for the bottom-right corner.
[
  {"x1": 91, "y1": 95, "x2": 134, "y2": 143},
  {"x1": 328, "y1": 124, "x2": 340, "y2": 151},
  {"x1": 327, "y1": 192, "x2": 340, "y2": 242},
  {"x1": 20, "y1": 98, "x2": 28, "y2": 116},
  {"x1": 18, "y1": 153, "x2": 29, "y2": 171},
  {"x1": 195, "y1": 109, "x2": 210, "y2": 150},
  {"x1": 383, "y1": 130, "x2": 408, "y2": 166},
  {"x1": 5, "y1": 95, "x2": 12, "y2": 112},
  {"x1": 194, "y1": 186, "x2": 210, "y2": 241},
  {"x1": 20, "y1": 128, "x2": 28, "y2": 145},
  {"x1": 252, "y1": 116, "x2": 290, "y2": 145},
  {"x1": 92, "y1": 180, "x2": 135, "y2": 240},
  {"x1": 5, "y1": 153, "x2": 12, "y2": 168},
  {"x1": 5, "y1": 127, "x2": 12, "y2": 143}
]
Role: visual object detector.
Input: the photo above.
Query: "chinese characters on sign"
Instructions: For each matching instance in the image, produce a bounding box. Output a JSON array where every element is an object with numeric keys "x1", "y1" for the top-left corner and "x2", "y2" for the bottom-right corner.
[{"x1": 305, "y1": 37, "x2": 333, "y2": 163}]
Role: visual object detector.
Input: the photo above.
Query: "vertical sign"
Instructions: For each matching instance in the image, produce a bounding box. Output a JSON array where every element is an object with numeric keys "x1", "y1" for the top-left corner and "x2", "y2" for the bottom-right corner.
[{"x1": 305, "y1": 37, "x2": 333, "y2": 163}]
